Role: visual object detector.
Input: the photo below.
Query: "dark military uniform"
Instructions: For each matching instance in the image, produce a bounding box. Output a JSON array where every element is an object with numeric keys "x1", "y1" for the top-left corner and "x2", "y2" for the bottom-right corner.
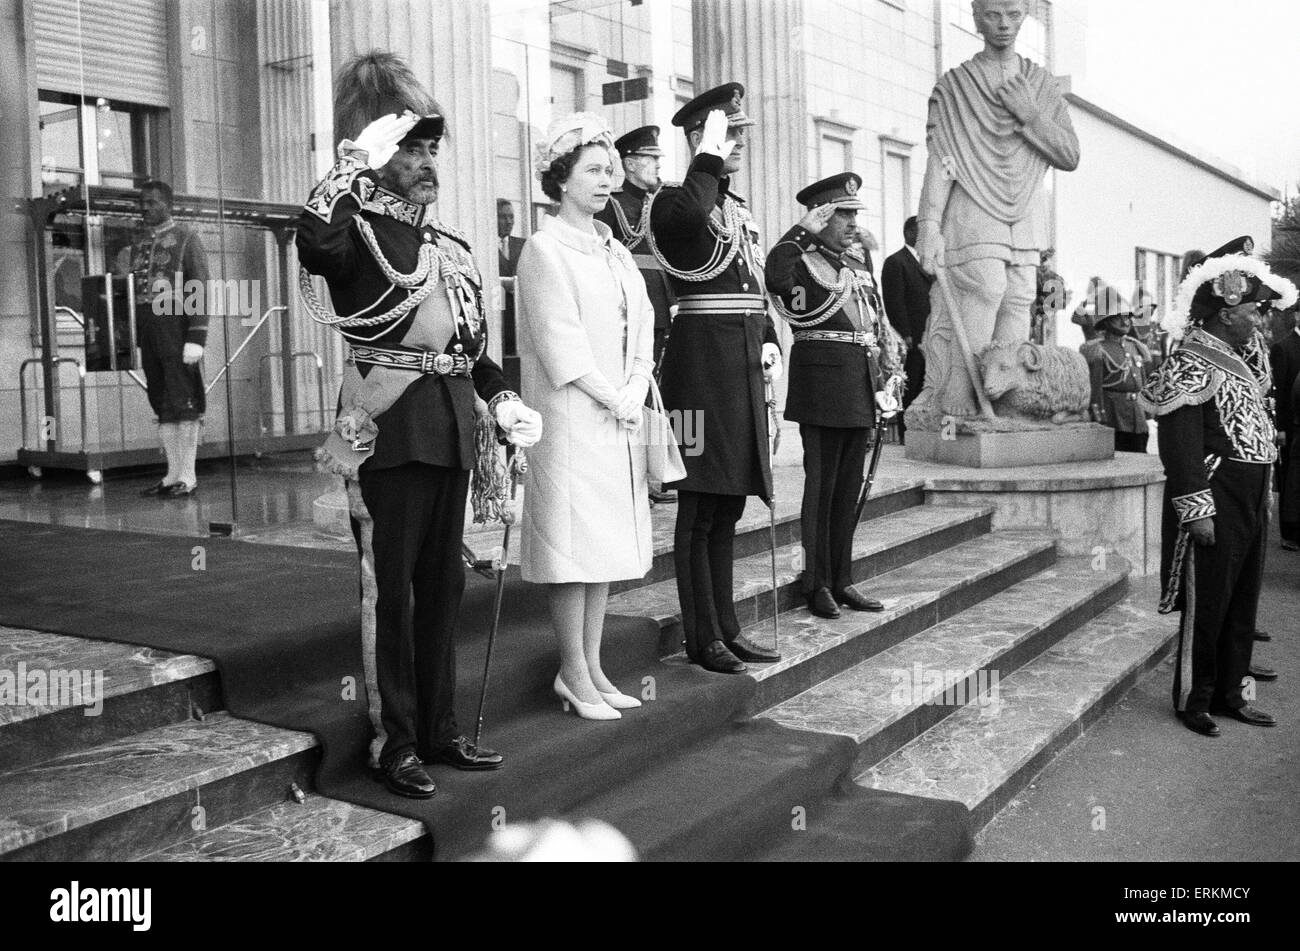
[
  {"x1": 116, "y1": 221, "x2": 209, "y2": 422},
  {"x1": 648, "y1": 84, "x2": 779, "y2": 665},
  {"x1": 597, "y1": 180, "x2": 676, "y2": 368},
  {"x1": 1082, "y1": 332, "x2": 1156, "y2": 453},
  {"x1": 766, "y1": 174, "x2": 904, "y2": 607},
  {"x1": 297, "y1": 145, "x2": 516, "y2": 769}
]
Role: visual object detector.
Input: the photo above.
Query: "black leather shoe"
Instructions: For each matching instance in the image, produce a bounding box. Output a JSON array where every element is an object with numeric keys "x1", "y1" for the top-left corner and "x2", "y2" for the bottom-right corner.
[
  {"x1": 1253, "y1": 630, "x2": 1272, "y2": 642},
  {"x1": 1212, "y1": 704, "x2": 1276, "y2": 727},
  {"x1": 697, "y1": 639, "x2": 747, "y2": 674},
  {"x1": 834, "y1": 587, "x2": 884, "y2": 612},
  {"x1": 807, "y1": 587, "x2": 841, "y2": 620},
  {"x1": 1178, "y1": 712, "x2": 1221, "y2": 736},
  {"x1": 729, "y1": 632, "x2": 781, "y2": 663},
  {"x1": 423, "y1": 735, "x2": 504, "y2": 771},
  {"x1": 649, "y1": 489, "x2": 677, "y2": 504},
  {"x1": 164, "y1": 481, "x2": 198, "y2": 498},
  {"x1": 383, "y1": 751, "x2": 437, "y2": 798},
  {"x1": 139, "y1": 480, "x2": 173, "y2": 497},
  {"x1": 1248, "y1": 664, "x2": 1278, "y2": 682},
  {"x1": 1281, "y1": 539, "x2": 1299, "y2": 551}
]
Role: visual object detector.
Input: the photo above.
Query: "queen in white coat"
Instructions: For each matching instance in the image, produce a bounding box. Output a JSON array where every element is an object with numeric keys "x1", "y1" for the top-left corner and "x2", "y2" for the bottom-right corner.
[{"x1": 517, "y1": 113, "x2": 655, "y2": 721}]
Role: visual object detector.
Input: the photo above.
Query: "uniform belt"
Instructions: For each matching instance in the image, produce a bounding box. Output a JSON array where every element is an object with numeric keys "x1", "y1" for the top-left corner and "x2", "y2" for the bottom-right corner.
[
  {"x1": 348, "y1": 344, "x2": 474, "y2": 377},
  {"x1": 675, "y1": 293, "x2": 767, "y2": 316},
  {"x1": 630, "y1": 253, "x2": 663, "y2": 272},
  {"x1": 793, "y1": 329, "x2": 876, "y2": 347}
]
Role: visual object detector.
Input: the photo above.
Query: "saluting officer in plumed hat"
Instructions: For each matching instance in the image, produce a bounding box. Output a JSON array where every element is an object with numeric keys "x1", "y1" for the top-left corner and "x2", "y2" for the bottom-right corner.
[
  {"x1": 767, "y1": 173, "x2": 905, "y2": 620},
  {"x1": 644, "y1": 81, "x2": 783, "y2": 674},
  {"x1": 1079, "y1": 280, "x2": 1156, "y2": 453},
  {"x1": 297, "y1": 51, "x2": 543, "y2": 798},
  {"x1": 1142, "y1": 235, "x2": 1297, "y2": 737}
]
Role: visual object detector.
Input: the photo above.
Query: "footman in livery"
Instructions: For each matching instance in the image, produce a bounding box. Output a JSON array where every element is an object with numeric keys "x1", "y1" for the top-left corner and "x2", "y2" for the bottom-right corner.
[
  {"x1": 766, "y1": 173, "x2": 905, "y2": 621},
  {"x1": 296, "y1": 53, "x2": 542, "y2": 798},
  {"x1": 1141, "y1": 236, "x2": 1296, "y2": 738},
  {"x1": 647, "y1": 82, "x2": 783, "y2": 674}
]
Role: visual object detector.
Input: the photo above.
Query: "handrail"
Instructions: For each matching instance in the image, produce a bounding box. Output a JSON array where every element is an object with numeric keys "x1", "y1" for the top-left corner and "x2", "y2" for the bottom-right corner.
[{"x1": 19, "y1": 356, "x2": 88, "y2": 452}]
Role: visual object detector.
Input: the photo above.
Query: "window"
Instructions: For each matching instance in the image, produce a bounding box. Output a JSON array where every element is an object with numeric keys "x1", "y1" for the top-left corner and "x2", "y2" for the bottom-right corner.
[
  {"x1": 550, "y1": 63, "x2": 585, "y2": 116},
  {"x1": 38, "y1": 92, "x2": 159, "y2": 196},
  {"x1": 880, "y1": 140, "x2": 913, "y2": 252},
  {"x1": 1135, "y1": 247, "x2": 1181, "y2": 325}
]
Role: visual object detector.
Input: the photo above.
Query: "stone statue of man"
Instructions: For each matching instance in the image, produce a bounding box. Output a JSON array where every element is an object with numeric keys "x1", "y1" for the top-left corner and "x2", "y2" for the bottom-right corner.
[{"x1": 910, "y1": 0, "x2": 1080, "y2": 424}]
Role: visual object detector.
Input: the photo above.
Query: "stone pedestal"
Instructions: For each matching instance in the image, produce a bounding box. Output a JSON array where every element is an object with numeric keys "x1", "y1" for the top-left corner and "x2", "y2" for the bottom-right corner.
[
  {"x1": 905, "y1": 424, "x2": 1114, "y2": 468},
  {"x1": 900, "y1": 453, "x2": 1166, "y2": 576}
]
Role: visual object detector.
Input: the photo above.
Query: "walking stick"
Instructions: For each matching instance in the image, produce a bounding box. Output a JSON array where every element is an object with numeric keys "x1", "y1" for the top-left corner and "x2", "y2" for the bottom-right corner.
[
  {"x1": 765, "y1": 383, "x2": 781, "y2": 651},
  {"x1": 933, "y1": 269, "x2": 997, "y2": 419},
  {"x1": 473, "y1": 449, "x2": 527, "y2": 749}
]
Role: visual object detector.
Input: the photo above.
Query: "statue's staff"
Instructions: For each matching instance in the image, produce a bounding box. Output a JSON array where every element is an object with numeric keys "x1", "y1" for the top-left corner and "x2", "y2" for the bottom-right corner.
[
  {"x1": 473, "y1": 449, "x2": 526, "y2": 749},
  {"x1": 932, "y1": 267, "x2": 997, "y2": 419}
]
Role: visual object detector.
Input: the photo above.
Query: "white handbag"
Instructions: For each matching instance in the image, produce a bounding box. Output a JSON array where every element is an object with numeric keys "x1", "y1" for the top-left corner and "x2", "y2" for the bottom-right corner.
[{"x1": 642, "y1": 376, "x2": 687, "y2": 486}]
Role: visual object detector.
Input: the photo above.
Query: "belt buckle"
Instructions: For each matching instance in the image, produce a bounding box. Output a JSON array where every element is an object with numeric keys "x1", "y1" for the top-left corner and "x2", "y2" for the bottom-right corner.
[{"x1": 430, "y1": 353, "x2": 454, "y2": 375}]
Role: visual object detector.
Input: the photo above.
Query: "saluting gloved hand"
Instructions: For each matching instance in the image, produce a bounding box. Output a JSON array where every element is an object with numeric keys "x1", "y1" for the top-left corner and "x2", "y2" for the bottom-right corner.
[
  {"x1": 694, "y1": 109, "x2": 737, "y2": 163},
  {"x1": 182, "y1": 343, "x2": 204, "y2": 365},
  {"x1": 347, "y1": 112, "x2": 419, "y2": 170},
  {"x1": 762, "y1": 343, "x2": 783, "y2": 384},
  {"x1": 495, "y1": 400, "x2": 543, "y2": 448}
]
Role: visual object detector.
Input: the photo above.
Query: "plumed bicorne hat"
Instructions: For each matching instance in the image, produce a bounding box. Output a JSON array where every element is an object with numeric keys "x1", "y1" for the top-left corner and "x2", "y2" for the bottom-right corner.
[
  {"x1": 333, "y1": 51, "x2": 446, "y2": 147},
  {"x1": 1167, "y1": 235, "x2": 1298, "y2": 339}
]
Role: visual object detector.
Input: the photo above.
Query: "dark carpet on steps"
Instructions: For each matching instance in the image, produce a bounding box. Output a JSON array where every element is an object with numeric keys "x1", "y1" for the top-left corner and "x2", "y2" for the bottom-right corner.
[{"x1": 0, "y1": 519, "x2": 972, "y2": 861}]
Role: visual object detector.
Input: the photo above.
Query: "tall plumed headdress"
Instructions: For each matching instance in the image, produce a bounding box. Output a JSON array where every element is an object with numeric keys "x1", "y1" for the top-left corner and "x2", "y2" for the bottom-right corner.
[
  {"x1": 333, "y1": 51, "x2": 446, "y2": 146},
  {"x1": 1166, "y1": 236, "x2": 1298, "y2": 340},
  {"x1": 534, "y1": 112, "x2": 615, "y2": 176}
]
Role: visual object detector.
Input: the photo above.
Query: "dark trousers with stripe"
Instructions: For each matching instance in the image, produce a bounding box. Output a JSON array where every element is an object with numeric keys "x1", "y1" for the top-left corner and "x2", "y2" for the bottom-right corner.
[
  {"x1": 799, "y1": 425, "x2": 871, "y2": 595},
  {"x1": 674, "y1": 491, "x2": 747, "y2": 658},
  {"x1": 1174, "y1": 461, "x2": 1268, "y2": 714},
  {"x1": 357, "y1": 462, "x2": 469, "y2": 765}
]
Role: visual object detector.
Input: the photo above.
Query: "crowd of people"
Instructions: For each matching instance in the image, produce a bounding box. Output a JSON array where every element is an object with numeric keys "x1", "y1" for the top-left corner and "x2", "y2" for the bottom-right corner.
[{"x1": 281, "y1": 31, "x2": 1299, "y2": 796}]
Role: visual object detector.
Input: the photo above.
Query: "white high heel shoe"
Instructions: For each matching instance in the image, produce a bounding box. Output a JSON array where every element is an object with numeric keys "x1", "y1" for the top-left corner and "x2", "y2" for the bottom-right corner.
[
  {"x1": 554, "y1": 674, "x2": 620, "y2": 720},
  {"x1": 597, "y1": 688, "x2": 642, "y2": 710}
]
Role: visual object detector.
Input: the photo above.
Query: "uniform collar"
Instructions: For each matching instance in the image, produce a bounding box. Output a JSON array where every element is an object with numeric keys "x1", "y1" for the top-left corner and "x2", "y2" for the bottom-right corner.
[
  {"x1": 541, "y1": 212, "x2": 616, "y2": 254},
  {"x1": 364, "y1": 185, "x2": 436, "y2": 227}
]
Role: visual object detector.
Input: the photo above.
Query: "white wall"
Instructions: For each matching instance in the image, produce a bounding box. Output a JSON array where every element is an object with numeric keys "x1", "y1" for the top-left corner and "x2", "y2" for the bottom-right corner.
[{"x1": 1054, "y1": 95, "x2": 1277, "y2": 347}]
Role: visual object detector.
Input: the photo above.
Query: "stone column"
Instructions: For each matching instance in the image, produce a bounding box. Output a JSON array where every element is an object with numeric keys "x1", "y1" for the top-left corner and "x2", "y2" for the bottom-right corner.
[
  {"x1": 0, "y1": 0, "x2": 36, "y2": 461},
  {"x1": 691, "y1": 0, "x2": 807, "y2": 254}
]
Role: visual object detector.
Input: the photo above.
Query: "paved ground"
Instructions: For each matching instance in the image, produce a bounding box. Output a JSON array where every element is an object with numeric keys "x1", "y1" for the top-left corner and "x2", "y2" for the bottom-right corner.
[{"x1": 972, "y1": 504, "x2": 1300, "y2": 862}]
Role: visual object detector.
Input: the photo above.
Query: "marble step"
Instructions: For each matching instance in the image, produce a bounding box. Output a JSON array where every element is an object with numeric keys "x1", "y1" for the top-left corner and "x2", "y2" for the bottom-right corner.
[
  {"x1": 0, "y1": 711, "x2": 318, "y2": 862},
  {"x1": 608, "y1": 476, "x2": 925, "y2": 595},
  {"x1": 0, "y1": 626, "x2": 220, "y2": 773},
  {"x1": 736, "y1": 532, "x2": 1061, "y2": 713},
  {"x1": 141, "y1": 794, "x2": 428, "y2": 862},
  {"x1": 608, "y1": 503, "x2": 996, "y2": 656},
  {"x1": 857, "y1": 586, "x2": 1177, "y2": 830},
  {"x1": 762, "y1": 558, "x2": 1129, "y2": 774}
]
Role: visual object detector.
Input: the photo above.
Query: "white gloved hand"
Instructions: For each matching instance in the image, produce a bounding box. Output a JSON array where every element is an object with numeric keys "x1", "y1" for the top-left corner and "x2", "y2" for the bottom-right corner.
[
  {"x1": 182, "y1": 342, "x2": 205, "y2": 365},
  {"x1": 495, "y1": 400, "x2": 543, "y2": 448},
  {"x1": 695, "y1": 109, "x2": 737, "y2": 163},
  {"x1": 614, "y1": 376, "x2": 650, "y2": 424},
  {"x1": 350, "y1": 112, "x2": 419, "y2": 170},
  {"x1": 876, "y1": 388, "x2": 901, "y2": 419},
  {"x1": 762, "y1": 343, "x2": 782, "y2": 384}
]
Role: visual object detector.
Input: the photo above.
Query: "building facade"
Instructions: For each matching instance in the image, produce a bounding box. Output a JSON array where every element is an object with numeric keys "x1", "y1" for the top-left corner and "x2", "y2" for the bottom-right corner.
[{"x1": 0, "y1": 0, "x2": 1280, "y2": 469}]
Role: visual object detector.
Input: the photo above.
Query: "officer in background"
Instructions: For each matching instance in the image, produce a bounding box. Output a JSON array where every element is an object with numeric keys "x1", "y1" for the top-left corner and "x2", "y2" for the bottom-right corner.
[
  {"x1": 767, "y1": 173, "x2": 905, "y2": 620},
  {"x1": 1080, "y1": 281, "x2": 1156, "y2": 453}
]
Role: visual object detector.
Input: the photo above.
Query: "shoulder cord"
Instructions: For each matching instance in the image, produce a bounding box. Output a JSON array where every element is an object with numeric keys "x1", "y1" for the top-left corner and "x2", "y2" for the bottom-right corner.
[
  {"x1": 645, "y1": 191, "x2": 742, "y2": 283},
  {"x1": 610, "y1": 193, "x2": 652, "y2": 250},
  {"x1": 769, "y1": 252, "x2": 863, "y2": 329}
]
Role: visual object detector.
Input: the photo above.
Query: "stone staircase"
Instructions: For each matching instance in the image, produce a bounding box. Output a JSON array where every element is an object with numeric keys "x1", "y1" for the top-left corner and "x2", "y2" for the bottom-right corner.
[{"x1": 0, "y1": 476, "x2": 1176, "y2": 861}]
